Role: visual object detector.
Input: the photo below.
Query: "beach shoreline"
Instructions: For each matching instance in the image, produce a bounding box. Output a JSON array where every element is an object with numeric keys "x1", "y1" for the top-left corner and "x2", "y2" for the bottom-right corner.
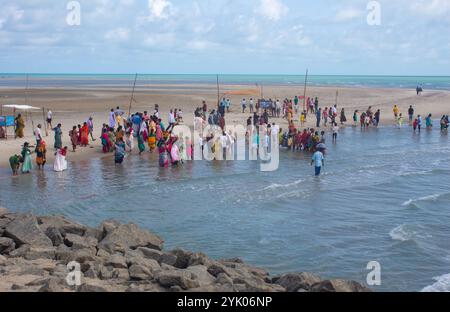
[{"x1": 1, "y1": 83, "x2": 450, "y2": 170}]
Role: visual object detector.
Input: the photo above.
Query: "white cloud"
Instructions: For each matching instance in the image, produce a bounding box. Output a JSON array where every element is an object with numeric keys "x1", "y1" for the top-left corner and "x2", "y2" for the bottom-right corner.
[
  {"x1": 335, "y1": 7, "x2": 364, "y2": 22},
  {"x1": 105, "y1": 28, "x2": 129, "y2": 41},
  {"x1": 410, "y1": 0, "x2": 450, "y2": 16},
  {"x1": 187, "y1": 40, "x2": 219, "y2": 51},
  {"x1": 148, "y1": 0, "x2": 174, "y2": 20},
  {"x1": 143, "y1": 33, "x2": 176, "y2": 47},
  {"x1": 258, "y1": 0, "x2": 289, "y2": 21}
]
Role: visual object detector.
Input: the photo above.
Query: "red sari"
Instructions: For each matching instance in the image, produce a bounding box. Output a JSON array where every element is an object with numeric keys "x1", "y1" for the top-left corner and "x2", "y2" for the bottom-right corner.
[{"x1": 80, "y1": 125, "x2": 89, "y2": 146}]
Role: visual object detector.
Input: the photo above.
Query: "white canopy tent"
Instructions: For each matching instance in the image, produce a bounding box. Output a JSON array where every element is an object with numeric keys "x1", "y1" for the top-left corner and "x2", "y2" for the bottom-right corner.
[{"x1": 0, "y1": 104, "x2": 44, "y2": 138}]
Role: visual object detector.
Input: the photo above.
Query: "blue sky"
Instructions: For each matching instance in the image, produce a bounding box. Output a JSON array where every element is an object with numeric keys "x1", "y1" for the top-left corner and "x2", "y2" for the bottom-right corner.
[{"x1": 0, "y1": 0, "x2": 449, "y2": 75}]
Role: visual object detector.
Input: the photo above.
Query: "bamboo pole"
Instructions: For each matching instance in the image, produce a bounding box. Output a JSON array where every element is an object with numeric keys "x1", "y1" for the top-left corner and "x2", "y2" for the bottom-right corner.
[
  {"x1": 43, "y1": 107, "x2": 48, "y2": 136},
  {"x1": 216, "y1": 74, "x2": 220, "y2": 109},
  {"x1": 128, "y1": 73, "x2": 138, "y2": 116},
  {"x1": 302, "y1": 69, "x2": 308, "y2": 113}
]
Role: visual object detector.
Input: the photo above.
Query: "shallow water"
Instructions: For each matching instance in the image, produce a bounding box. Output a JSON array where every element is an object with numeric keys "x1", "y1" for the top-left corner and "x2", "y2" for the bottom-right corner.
[{"x1": 1, "y1": 126, "x2": 450, "y2": 291}]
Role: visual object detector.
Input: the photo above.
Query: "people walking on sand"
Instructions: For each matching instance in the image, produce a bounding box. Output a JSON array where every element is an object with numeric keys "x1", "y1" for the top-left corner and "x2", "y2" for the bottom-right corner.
[
  {"x1": 311, "y1": 148, "x2": 325, "y2": 176},
  {"x1": 408, "y1": 106, "x2": 414, "y2": 124},
  {"x1": 426, "y1": 114, "x2": 433, "y2": 129},
  {"x1": 53, "y1": 124, "x2": 63, "y2": 150},
  {"x1": 316, "y1": 108, "x2": 321, "y2": 128},
  {"x1": 9, "y1": 154, "x2": 22, "y2": 176},
  {"x1": 35, "y1": 140, "x2": 47, "y2": 170},
  {"x1": 87, "y1": 117, "x2": 96, "y2": 142},
  {"x1": 15, "y1": 114, "x2": 25, "y2": 138},
  {"x1": 46, "y1": 110, "x2": 53, "y2": 130},
  {"x1": 21, "y1": 142, "x2": 33, "y2": 174},
  {"x1": 109, "y1": 109, "x2": 116, "y2": 129},
  {"x1": 54, "y1": 146, "x2": 68, "y2": 172},
  {"x1": 241, "y1": 98, "x2": 247, "y2": 113},
  {"x1": 80, "y1": 122, "x2": 89, "y2": 147},
  {"x1": 69, "y1": 126, "x2": 78, "y2": 152}
]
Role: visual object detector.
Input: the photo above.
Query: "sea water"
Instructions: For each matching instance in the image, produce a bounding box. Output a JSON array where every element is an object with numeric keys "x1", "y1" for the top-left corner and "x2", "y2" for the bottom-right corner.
[
  {"x1": 0, "y1": 126, "x2": 449, "y2": 291},
  {"x1": 1, "y1": 74, "x2": 450, "y2": 91}
]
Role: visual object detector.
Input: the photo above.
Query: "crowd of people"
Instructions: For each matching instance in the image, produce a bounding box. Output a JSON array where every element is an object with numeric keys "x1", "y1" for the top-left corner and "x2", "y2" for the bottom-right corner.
[{"x1": 4, "y1": 95, "x2": 449, "y2": 177}]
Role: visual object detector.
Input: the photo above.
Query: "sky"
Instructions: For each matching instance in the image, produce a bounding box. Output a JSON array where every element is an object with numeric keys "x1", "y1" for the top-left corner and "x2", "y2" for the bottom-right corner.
[{"x1": 0, "y1": 0, "x2": 449, "y2": 75}]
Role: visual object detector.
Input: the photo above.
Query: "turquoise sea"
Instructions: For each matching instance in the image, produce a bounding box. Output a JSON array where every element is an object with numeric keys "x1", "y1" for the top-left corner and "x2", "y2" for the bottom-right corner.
[{"x1": 1, "y1": 74, "x2": 450, "y2": 90}]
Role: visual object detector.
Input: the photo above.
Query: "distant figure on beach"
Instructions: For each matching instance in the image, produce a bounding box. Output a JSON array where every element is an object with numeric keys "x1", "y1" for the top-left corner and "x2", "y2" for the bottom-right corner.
[
  {"x1": 69, "y1": 126, "x2": 78, "y2": 152},
  {"x1": 311, "y1": 148, "x2": 325, "y2": 176},
  {"x1": 241, "y1": 99, "x2": 247, "y2": 113},
  {"x1": 393, "y1": 105, "x2": 399, "y2": 119},
  {"x1": 416, "y1": 85, "x2": 423, "y2": 95},
  {"x1": 87, "y1": 117, "x2": 95, "y2": 142},
  {"x1": 15, "y1": 114, "x2": 25, "y2": 138},
  {"x1": 9, "y1": 154, "x2": 22, "y2": 176},
  {"x1": 408, "y1": 106, "x2": 414, "y2": 124},
  {"x1": 417, "y1": 115, "x2": 423, "y2": 132},
  {"x1": 353, "y1": 110, "x2": 359, "y2": 127},
  {"x1": 340, "y1": 108, "x2": 347, "y2": 125},
  {"x1": 426, "y1": 114, "x2": 433, "y2": 129},
  {"x1": 46, "y1": 110, "x2": 53, "y2": 129},
  {"x1": 34, "y1": 124, "x2": 42, "y2": 146},
  {"x1": 440, "y1": 115, "x2": 449, "y2": 131},
  {"x1": 374, "y1": 109, "x2": 381, "y2": 127},
  {"x1": 397, "y1": 113, "x2": 404, "y2": 129},
  {"x1": 54, "y1": 147, "x2": 68, "y2": 172},
  {"x1": 109, "y1": 109, "x2": 116, "y2": 129}
]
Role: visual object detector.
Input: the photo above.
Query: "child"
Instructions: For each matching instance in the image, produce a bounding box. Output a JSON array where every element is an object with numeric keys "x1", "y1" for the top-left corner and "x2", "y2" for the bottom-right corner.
[
  {"x1": 413, "y1": 118, "x2": 418, "y2": 132},
  {"x1": 300, "y1": 111, "x2": 306, "y2": 126}
]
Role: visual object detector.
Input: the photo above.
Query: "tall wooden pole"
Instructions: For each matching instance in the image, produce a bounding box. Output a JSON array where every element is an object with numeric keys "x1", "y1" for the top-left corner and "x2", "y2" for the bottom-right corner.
[
  {"x1": 43, "y1": 107, "x2": 48, "y2": 136},
  {"x1": 335, "y1": 89, "x2": 339, "y2": 107},
  {"x1": 216, "y1": 74, "x2": 220, "y2": 108},
  {"x1": 302, "y1": 69, "x2": 308, "y2": 113},
  {"x1": 128, "y1": 73, "x2": 138, "y2": 116}
]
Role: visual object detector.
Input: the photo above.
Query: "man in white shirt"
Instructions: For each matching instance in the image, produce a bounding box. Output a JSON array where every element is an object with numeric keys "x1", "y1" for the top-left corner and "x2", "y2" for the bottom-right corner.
[
  {"x1": 220, "y1": 132, "x2": 229, "y2": 160},
  {"x1": 34, "y1": 124, "x2": 42, "y2": 145},
  {"x1": 242, "y1": 99, "x2": 247, "y2": 113}
]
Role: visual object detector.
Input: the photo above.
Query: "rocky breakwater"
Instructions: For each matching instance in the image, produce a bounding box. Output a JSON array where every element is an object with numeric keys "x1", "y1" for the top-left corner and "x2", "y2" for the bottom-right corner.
[{"x1": 0, "y1": 208, "x2": 371, "y2": 292}]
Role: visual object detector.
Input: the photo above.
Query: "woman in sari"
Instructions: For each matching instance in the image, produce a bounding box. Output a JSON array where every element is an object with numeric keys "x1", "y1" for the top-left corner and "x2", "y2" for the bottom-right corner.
[
  {"x1": 80, "y1": 122, "x2": 89, "y2": 146},
  {"x1": 115, "y1": 126, "x2": 124, "y2": 143},
  {"x1": 69, "y1": 126, "x2": 78, "y2": 152},
  {"x1": 148, "y1": 128, "x2": 157, "y2": 152},
  {"x1": 101, "y1": 128, "x2": 112, "y2": 153},
  {"x1": 137, "y1": 131, "x2": 146, "y2": 155},
  {"x1": 125, "y1": 127, "x2": 134, "y2": 152},
  {"x1": 108, "y1": 127, "x2": 116, "y2": 148},
  {"x1": 35, "y1": 140, "x2": 47, "y2": 170},
  {"x1": 54, "y1": 146, "x2": 68, "y2": 172},
  {"x1": 21, "y1": 142, "x2": 33, "y2": 174},
  {"x1": 9, "y1": 154, "x2": 22, "y2": 176},
  {"x1": 53, "y1": 124, "x2": 63, "y2": 150},
  {"x1": 158, "y1": 140, "x2": 169, "y2": 167},
  {"x1": 171, "y1": 141, "x2": 181, "y2": 166},
  {"x1": 114, "y1": 138, "x2": 126, "y2": 164},
  {"x1": 15, "y1": 114, "x2": 25, "y2": 138}
]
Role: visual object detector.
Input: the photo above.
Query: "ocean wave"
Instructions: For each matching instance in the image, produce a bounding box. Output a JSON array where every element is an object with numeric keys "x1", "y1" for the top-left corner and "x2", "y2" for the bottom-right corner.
[
  {"x1": 389, "y1": 224, "x2": 431, "y2": 242},
  {"x1": 421, "y1": 274, "x2": 450, "y2": 292},
  {"x1": 262, "y1": 179, "x2": 304, "y2": 191},
  {"x1": 402, "y1": 194, "x2": 442, "y2": 207}
]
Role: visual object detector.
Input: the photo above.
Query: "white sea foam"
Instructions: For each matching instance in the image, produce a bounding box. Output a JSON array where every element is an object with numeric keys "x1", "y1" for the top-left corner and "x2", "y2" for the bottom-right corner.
[
  {"x1": 421, "y1": 274, "x2": 450, "y2": 292},
  {"x1": 263, "y1": 179, "x2": 304, "y2": 191},
  {"x1": 401, "y1": 194, "x2": 441, "y2": 206}
]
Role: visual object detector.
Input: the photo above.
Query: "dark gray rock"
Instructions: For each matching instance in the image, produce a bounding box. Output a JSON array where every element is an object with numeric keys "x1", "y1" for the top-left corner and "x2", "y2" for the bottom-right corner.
[
  {"x1": 44, "y1": 227, "x2": 64, "y2": 247},
  {"x1": 128, "y1": 264, "x2": 153, "y2": 281},
  {"x1": 137, "y1": 247, "x2": 163, "y2": 262},
  {"x1": 157, "y1": 270, "x2": 200, "y2": 290},
  {"x1": 64, "y1": 233, "x2": 97, "y2": 250},
  {"x1": 4, "y1": 214, "x2": 52, "y2": 248},
  {"x1": 0, "y1": 237, "x2": 16, "y2": 254},
  {"x1": 274, "y1": 272, "x2": 322, "y2": 292},
  {"x1": 38, "y1": 215, "x2": 86, "y2": 237},
  {"x1": 98, "y1": 223, "x2": 163, "y2": 254}
]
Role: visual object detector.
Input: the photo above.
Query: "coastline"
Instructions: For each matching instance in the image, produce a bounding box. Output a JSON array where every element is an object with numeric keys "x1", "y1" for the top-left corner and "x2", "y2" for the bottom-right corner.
[{"x1": 0, "y1": 208, "x2": 370, "y2": 292}]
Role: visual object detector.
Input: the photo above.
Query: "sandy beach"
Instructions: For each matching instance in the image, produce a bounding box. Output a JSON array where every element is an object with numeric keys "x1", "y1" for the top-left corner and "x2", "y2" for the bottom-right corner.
[{"x1": 1, "y1": 84, "x2": 449, "y2": 169}]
